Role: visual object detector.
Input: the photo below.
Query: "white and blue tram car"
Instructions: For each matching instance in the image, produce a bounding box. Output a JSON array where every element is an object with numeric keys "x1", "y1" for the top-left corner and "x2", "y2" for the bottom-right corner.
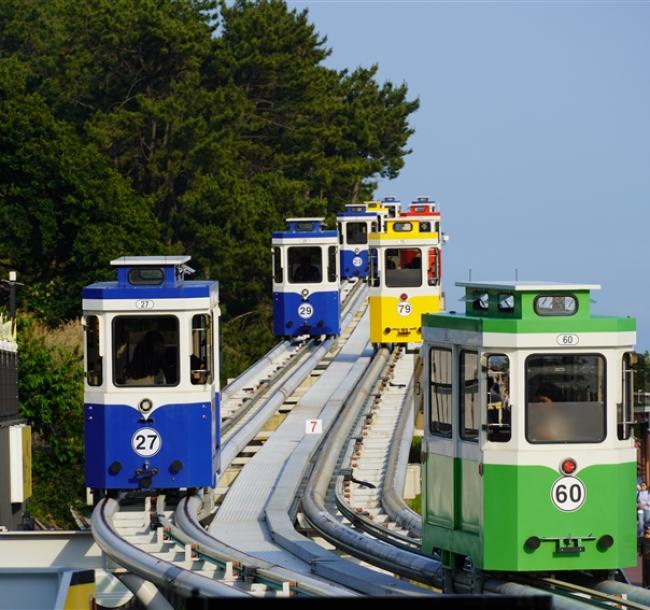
[
  {"x1": 272, "y1": 218, "x2": 340, "y2": 338},
  {"x1": 82, "y1": 256, "x2": 220, "y2": 491},
  {"x1": 336, "y1": 205, "x2": 376, "y2": 280}
]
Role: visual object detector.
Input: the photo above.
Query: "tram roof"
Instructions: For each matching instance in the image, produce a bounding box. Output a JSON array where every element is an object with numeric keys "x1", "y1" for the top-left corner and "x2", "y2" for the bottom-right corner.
[
  {"x1": 456, "y1": 281, "x2": 601, "y2": 292},
  {"x1": 111, "y1": 255, "x2": 191, "y2": 267}
]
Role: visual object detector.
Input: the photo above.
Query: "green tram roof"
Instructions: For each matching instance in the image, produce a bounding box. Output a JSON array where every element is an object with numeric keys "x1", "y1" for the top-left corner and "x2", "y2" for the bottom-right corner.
[{"x1": 422, "y1": 281, "x2": 636, "y2": 334}]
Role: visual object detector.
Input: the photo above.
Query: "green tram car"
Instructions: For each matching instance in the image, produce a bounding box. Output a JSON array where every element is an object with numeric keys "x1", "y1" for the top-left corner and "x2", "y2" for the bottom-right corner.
[{"x1": 420, "y1": 281, "x2": 636, "y2": 580}]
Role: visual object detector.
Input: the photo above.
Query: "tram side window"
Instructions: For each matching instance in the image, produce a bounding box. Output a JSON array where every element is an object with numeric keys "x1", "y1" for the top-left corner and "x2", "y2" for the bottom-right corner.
[
  {"x1": 288, "y1": 246, "x2": 322, "y2": 283},
  {"x1": 525, "y1": 354, "x2": 606, "y2": 443},
  {"x1": 460, "y1": 351, "x2": 479, "y2": 442},
  {"x1": 327, "y1": 246, "x2": 337, "y2": 283},
  {"x1": 346, "y1": 222, "x2": 368, "y2": 245},
  {"x1": 113, "y1": 316, "x2": 179, "y2": 386},
  {"x1": 385, "y1": 248, "x2": 422, "y2": 288},
  {"x1": 368, "y1": 248, "x2": 379, "y2": 287},
  {"x1": 485, "y1": 354, "x2": 511, "y2": 442},
  {"x1": 273, "y1": 247, "x2": 283, "y2": 283},
  {"x1": 619, "y1": 352, "x2": 635, "y2": 440},
  {"x1": 337, "y1": 223, "x2": 343, "y2": 245},
  {"x1": 427, "y1": 248, "x2": 440, "y2": 287},
  {"x1": 191, "y1": 314, "x2": 213, "y2": 385},
  {"x1": 85, "y1": 315, "x2": 102, "y2": 386},
  {"x1": 430, "y1": 347, "x2": 452, "y2": 438}
]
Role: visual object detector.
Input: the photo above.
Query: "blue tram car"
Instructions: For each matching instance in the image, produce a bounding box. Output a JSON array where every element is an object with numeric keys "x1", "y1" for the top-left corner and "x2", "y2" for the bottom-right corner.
[
  {"x1": 336, "y1": 204, "x2": 376, "y2": 280},
  {"x1": 272, "y1": 218, "x2": 340, "y2": 338},
  {"x1": 82, "y1": 256, "x2": 220, "y2": 492}
]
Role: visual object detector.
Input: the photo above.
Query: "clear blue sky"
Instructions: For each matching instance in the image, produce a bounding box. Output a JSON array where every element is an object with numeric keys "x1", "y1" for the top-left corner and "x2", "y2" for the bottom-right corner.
[{"x1": 288, "y1": 0, "x2": 650, "y2": 351}]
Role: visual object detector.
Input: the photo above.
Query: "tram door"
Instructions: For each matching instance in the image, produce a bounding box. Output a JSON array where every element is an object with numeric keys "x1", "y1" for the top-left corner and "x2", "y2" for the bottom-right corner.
[
  {"x1": 427, "y1": 344, "x2": 481, "y2": 536},
  {"x1": 456, "y1": 348, "x2": 481, "y2": 535}
]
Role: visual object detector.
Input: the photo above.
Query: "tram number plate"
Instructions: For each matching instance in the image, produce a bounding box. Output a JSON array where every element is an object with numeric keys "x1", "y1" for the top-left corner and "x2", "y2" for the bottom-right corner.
[
  {"x1": 556, "y1": 334, "x2": 579, "y2": 346},
  {"x1": 352, "y1": 256, "x2": 363, "y2": 267},
  {"x1": 397, "y1": 302, "x2": 412, "y2": 317},
  {"x1": 298, "y1": 304, "x2": 314, "y2": 319},
  {"x1": 551, "y1": 476, "x2": 586, "y2": 512},
  {"x1": 305, "y1": 419, "x2": 323, "y2": 434},
  {"x1": 131, "y1": 428, "x2": 162, "y2": 457}
]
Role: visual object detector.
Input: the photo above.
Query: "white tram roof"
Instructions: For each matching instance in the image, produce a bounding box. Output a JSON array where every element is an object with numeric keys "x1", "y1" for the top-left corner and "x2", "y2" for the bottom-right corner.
[
  {"x1": 456, "y1": 280, "x2": 601, "y2": 292},
  {"x1": 110, "y1": 255, "x2": 191, "y2": 267}
]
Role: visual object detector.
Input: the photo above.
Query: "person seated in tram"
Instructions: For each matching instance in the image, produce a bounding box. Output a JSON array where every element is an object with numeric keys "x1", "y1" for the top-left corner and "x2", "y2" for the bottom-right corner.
[
  {"x1": 125, "y1": 330, "x2": 167, "y2": 385},
  {"x1": 293, "y1": 255, "x2": 321, "y2": 283}
]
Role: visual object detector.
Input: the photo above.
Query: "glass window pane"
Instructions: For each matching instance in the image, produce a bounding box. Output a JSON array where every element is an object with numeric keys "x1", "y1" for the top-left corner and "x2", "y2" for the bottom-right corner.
[
  {"x1": 619, "y1": 353, "x2": 634, "y2": 440},
  {"x1": 191, "y1": 314, "x2": 213, "y2": 385},
  {"x1": 273, "y1": 247, "x2": 283, "y2": 283},
  {"x1": 461, "y1": 351, "x2": 479, "y2": 441},
  {"x1": 369, "y1": 248, "x2": 379, "y2": 287},
  {"x1": 526, "y1": 354, "x2": 606, "y2": 443},
  {"x1": 128, "y1": 268, "x2": 164, "y2": 285},
  {"x1": 288, "y1": 246, "x2": 322, "y2": 283},
  {"x1": 85, "y1": 315, "x2": 102, "y2": 386},
  {"x1": 385, "y1": 248, "x2": 422, "y2": 288},
  {"x1": 114, "y1": 316, "x2": 179, "y2": 386},
  {"x1": 328, "y1": 246, "x2": 337, "y2": 282},
  {"x1": 534, "y1": 295, "x2": 578, "y2": 316},
  {"x1": 346, "y1": 222, "x2": 368, "y2": 245},
  {"x1": 427, "y1": 248, "x2": 440, "y2": 287},
  {"x1": 486, "y1": 354, "x2": 511, "y2": 442},
  {"x1": 498, "y1": 294, "x2": 514, "y2": 312},
  {"x1": 430, "y1": 347, "x2": 452, "y2": 437}
]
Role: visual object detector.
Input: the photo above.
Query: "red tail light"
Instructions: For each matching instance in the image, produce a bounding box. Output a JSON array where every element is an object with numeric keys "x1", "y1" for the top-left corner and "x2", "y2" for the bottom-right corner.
[{"x1": 561, "y1": 458, "x2": 577, "y2": 475}]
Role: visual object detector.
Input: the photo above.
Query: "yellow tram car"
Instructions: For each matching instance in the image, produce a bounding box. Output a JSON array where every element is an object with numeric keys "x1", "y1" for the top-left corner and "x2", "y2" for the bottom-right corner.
[{"x1": 368, "y1": 216, "x2": 444, "y2": 345}]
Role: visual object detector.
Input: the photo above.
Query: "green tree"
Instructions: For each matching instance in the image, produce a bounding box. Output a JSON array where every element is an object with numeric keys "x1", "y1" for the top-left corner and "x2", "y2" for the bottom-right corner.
[{"x1": 0, "y1": 57, "x2": 163, "y2": 323}]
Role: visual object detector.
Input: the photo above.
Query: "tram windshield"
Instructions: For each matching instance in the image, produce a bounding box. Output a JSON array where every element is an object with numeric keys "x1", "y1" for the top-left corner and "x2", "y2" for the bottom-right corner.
[
  {"x1": 113, "y1": 316, "x2": 179, "y2": 386},
  {"x1": 288, "y1": 246, "x2": 322, "y2": 283},
  {"x1": 385, "y1": 248, "x2": 422, "y2": 288},
  {"x1": 346, "y1": 222, "x2": 368, "y2": 245},
  {"x1": 525, "y1": 354, "x2": 606, "y2": 443}
]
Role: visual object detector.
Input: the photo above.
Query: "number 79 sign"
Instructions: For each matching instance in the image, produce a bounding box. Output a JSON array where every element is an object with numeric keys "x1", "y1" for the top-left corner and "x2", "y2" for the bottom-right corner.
[{"x1": 305, "y1": 419, "x2": 323, "y2": 434}]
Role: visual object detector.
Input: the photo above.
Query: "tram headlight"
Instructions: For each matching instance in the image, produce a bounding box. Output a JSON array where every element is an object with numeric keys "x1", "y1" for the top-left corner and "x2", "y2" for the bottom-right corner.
[
  {"x1": 597, "y1": 535, "x2": 614, "y2": 551},
  {"x1": 560, "y1": 458, "x2": 577, "y2": 475},
  {"x1": 524, "y1": 536, "x2": 541, "y2": 551},
  {"x1": 139, "y1": 398, "x2": 153, "y2": 413},
  {"x1": 301, "y1": 288, "x2": 309, "y2": 299},
  {"x1": 400, "y1": 293, "x2": 408, "y2": 301}
]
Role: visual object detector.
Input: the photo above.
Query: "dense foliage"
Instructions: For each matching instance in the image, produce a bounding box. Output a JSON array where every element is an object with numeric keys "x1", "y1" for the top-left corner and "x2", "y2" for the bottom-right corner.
[{"x1": 0, "y1": 0, "x2": 418, "y2": 526}]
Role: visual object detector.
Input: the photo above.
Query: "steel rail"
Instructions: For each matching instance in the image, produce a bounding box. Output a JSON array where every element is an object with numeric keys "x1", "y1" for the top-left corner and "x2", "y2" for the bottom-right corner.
[
  {"x1": 301, "y1": 347, "x2": 443, "y2": 587},
  {"x1": 91, "y1": 497, "x2": 250, "y2": 598},
  {"x1": 174, "y1": 495, "x2": 352, "y2": 597},
  {"x1": 381, "y1": 377, "x2": 423, "y2": 538}
]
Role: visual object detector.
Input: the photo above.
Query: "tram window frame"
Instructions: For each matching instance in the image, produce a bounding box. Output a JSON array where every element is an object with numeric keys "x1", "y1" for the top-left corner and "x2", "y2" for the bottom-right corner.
[
  {"x1": 288, "y1": 246, "x2": 322, "y2": 284},
  {"x1": 385, "y1": 248, "x2": 423, "y2": 288},
  {"x1": 392, "y1": 222, "x2": 413, "y2": 232},
  {"x1": 429, "y1": 347, "x2": 453, "y2": 438},
  {"x1": 498, "y1": 293, "x2": 514, "y2": 313},
  {"x1": 113, "y1": 315, "x2": 180, "y2": 387},
  {"x1": 525, "y1": 353, "x2": 606, "y2": 444},
  {"x1": 128, "y1": 268, "x2": 164, "y2": 285},
  {"x1": 327, "y1": 246, "x2": 337, "y2": 283},
  {"x1": 460, "y1": 350, "x2": 479, "y2": 442},
  {"x1": 85, "y1": 315, "x2": 102, "y2": 387},
  {"x1": 485, "y1": 354, "x2": 511, "y2": 442},
  {"x1": 427, "y1": 247, "x2": 440, "y2": 287},
  {"x1": 619, "y1": 352, "x2": 635, "y2": 440},
  {"x1": 346, "y1": 221, "x2": 368, "y2": 245},
  {"x1": 273, "y1": 247, "x2": 283, "y2": 283},
  {"x1": 337, "y1": 223, "x2": 343, "y2": 245},
  {"x1": 534, "y1": 294, "x2": 578, "y2": 316},
  {"x1": 473, "y1": 292, "x2": 489, "y2": 312},
  {"x1": 368, "y1": 248, "x2": 380, "y2": 287},
  {"x1": 190, "y1": 314, "x2": 213, "y2": 385}
]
